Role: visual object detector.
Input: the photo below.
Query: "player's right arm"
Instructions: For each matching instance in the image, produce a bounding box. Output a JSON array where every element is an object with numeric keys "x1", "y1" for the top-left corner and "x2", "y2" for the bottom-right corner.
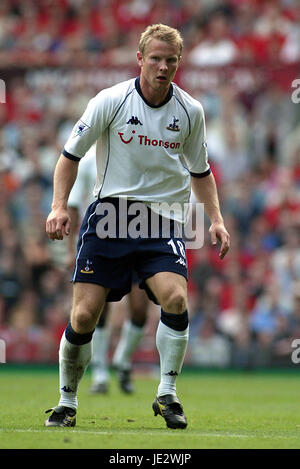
[
  {"x1": 46, "y1": 86, "x2": 120, "y2": 241},
  {"x1": 46, "y1": 154, "x2": 79, "y2": 241}
]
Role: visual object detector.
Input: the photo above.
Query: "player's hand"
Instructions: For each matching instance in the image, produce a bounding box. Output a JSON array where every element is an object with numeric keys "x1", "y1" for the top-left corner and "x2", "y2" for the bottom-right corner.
[
  {"x1": 209, "y1": 222, "x2": 230, "y2": 259},
  {"x1": 46, "y1": 208, "x2": 71, "y2": 241}
]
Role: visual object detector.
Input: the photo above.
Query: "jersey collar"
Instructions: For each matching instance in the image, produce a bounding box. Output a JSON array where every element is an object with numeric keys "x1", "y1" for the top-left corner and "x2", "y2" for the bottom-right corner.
[{"x1": 135, "y1": 77, "x2": 173, "y2": 108}]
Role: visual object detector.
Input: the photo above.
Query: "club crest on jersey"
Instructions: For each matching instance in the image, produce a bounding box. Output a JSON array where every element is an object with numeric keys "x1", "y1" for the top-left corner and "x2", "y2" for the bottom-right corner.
[
  {"x1": 127, "y1": 116, "x2": 143, "y2": 125},
  {"x1": 80, "y1": 259, "x2": 94, "y2": 274},
  {"x1": 73, "y1": 120, "x2": 90, "y2": 137},
  {"x1": 166, "y1": 116, "x2": 180, "y2": 132}
]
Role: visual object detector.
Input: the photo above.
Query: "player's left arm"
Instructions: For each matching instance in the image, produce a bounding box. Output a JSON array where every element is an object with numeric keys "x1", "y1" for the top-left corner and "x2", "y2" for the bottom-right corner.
[
  {"x1": 191, "y1": 173, "x2": 230, "y2": 259},
  {"x1": 182, "y1": 99, "x2": 229, "y2": 258}
]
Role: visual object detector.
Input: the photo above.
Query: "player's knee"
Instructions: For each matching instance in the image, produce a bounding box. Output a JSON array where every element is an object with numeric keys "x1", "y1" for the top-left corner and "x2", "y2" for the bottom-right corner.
[
  {"x1": 129, "y1": 286, "x2": 148, "y2": 318},
  {"x1": 131, "y1": 309, "x2": 147, "y2": 327},
  {"x1": 130, "y1": 301, "x2": 147, "y2": 324},
  {"x1": 71, "y1": 306, "x2": 98, "y2": 332},
  {"x1": 161, "y1": 287, "x2": 187, "y2": 315}
]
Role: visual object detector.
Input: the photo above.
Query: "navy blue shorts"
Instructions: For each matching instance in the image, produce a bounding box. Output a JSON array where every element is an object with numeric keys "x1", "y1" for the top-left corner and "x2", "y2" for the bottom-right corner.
[{"x1": 72, "y1": 197, "x2": 188, "y2": 303}]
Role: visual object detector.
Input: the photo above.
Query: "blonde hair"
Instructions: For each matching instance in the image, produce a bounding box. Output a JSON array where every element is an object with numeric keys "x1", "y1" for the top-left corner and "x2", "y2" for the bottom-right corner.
[{"x1": 138, "y1": 24, "x2": 183, "y2": 58}]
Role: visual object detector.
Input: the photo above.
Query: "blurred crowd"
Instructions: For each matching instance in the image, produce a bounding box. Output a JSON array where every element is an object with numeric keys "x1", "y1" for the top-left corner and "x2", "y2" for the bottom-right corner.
[
  {"x1": 1, "y1": 0, "x2": 300, "y2": 368},
  {"x1": 0, "y1": 0, "x2": 300, "y2": 67}
]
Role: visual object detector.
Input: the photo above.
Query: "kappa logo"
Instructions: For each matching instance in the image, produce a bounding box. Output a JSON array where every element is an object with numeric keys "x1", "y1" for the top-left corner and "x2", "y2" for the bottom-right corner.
[
  {"x1": 61, "y1": 386, "x2": 74, "y2": 393},
  {"x1": 80, "y1": 259, "x2": 94, "y2": 274},
  {"x1": 166, "y1": 116, "x2": 180, "y2": 132},
  {"x1": 165, "y1": 370, "x2": 178, "y2": 376},
  {"x1": 175, "y1": 257, "x2": 186, "y2": 267},
  {"x1": 127, "y1": 116, "x2": 143, "y2": 125}
]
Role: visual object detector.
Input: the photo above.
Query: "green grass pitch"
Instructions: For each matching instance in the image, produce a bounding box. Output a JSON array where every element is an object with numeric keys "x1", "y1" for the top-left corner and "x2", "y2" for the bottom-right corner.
[{"x1": 0, "y1": 365, "x2": 300, "y2": 449}]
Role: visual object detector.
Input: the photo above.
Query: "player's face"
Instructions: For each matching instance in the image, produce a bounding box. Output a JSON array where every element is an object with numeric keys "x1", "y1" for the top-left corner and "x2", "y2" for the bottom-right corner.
[{"x1": 137, "y1": 39, "x2": 180, "y2": 101}]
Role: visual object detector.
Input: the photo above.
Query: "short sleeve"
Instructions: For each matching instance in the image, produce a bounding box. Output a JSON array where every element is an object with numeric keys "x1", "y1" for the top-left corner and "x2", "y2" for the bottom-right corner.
[
  {"x1": 63, "y1": 90, "x2": 114, "y2": 160},
  {"x1": 68, "y1": 148, "x2": 96, "y2": 208},
  {"x1": 183, "y1": 102, "x2": 210, "y2": 176}
]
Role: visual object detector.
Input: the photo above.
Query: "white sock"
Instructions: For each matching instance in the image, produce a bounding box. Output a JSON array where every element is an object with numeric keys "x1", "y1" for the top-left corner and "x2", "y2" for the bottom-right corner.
[
  {"x1": 90, "y1": 326, "x2": 111, "y2": 384},
  {"x1": 156, "y1": 320, "x2": 189, "y2": 397},
  {"x1": 112, "y1": 320, "x2": 144, "y2": 370},
  {"x1": 58, "y1": 332, "x2": 92, "y2": 410}
]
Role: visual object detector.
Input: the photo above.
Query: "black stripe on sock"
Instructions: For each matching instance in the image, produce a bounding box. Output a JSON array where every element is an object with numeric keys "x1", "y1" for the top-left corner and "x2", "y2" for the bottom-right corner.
[
  {"x1": 160, "y1": 309, "x2": 189, "y2": 331},
  {"x1": 65, "y1": 321, "x2": 94, "y2": 345}
]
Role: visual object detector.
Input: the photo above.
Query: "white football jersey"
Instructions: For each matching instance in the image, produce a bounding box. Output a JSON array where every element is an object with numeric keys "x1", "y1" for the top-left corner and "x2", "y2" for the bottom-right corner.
[{"x1": 64, "y1": 77, "x2": 210, "y2": 223}]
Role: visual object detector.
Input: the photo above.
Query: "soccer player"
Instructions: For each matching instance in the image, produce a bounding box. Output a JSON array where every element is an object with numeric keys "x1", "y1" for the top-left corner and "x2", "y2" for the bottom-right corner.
[
  {"x1": 66, "y1": 150, "x2": 150, "y2": 394},
  {"x1": 45, "y1": 24, "x2": 230, "y2": 429}
]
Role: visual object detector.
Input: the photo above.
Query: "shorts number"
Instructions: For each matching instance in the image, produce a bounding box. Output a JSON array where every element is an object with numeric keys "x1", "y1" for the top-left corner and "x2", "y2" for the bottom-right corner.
[{"x1": 167, "y1": 239, "x2": 186, "y2": 258}]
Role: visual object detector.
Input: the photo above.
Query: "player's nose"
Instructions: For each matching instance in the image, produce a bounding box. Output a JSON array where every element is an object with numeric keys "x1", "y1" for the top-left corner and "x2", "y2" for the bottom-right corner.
[{"x1": 159, "y1": 60, "x2": 168, "y2": 71}]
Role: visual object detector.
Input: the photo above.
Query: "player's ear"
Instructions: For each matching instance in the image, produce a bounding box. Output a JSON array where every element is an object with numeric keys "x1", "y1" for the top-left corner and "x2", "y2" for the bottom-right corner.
[{"x1": 137, "y1": 50, "x2": 143, "y2": 67}]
